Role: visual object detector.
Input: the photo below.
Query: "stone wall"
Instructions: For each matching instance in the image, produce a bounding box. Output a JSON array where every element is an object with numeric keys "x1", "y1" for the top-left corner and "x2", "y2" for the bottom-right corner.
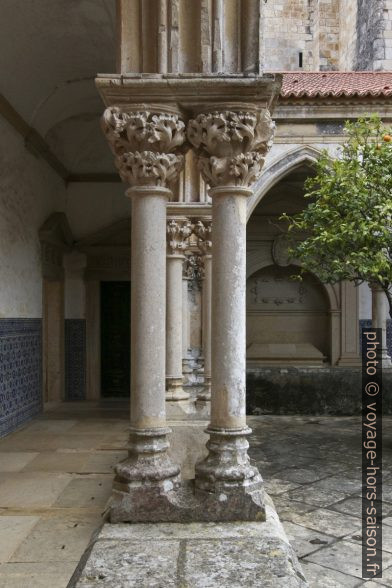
[
  {"x1": 263, "y1": 0, "x2": 340, "y2": 71},
  {"x1": 263, "y1": 0, "x2": 392, "y2": 72},
  {"x1": 356, "y1": 0, "x2": 389, "y2": 70},
  {"x1": 247, "y1": 365, "x2": 392, "y2": 415},
  {"x1": 263, "y1": 0, "x2": 313, "y2": 70},
  {"x1": 318, "y1": 0, "x2": 340, "y2": 70},
  {"x1": 339, "y1": 0, "x2": 358, "y2": 69}
]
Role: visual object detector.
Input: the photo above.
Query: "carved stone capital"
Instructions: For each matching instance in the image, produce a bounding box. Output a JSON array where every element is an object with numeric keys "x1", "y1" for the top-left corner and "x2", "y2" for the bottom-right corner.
[
  {"x1": 116, "y1": 151, "x2": 184, "y2": 187},
  {"x1": 101, "y1": 107, "x2": 187, "y2": 188},
  {"x1": 193, "y1": 219, "x2": 212, "y2": 256},
  {"x1": 184, "y1": 254, "x2": 204, "y2": 282},
  {"x1": 167, "y1": 218, "x2": 193, "y2": 256},
  {"x1": 187, "y1": 109, "x2": 275, "y2": 188}
]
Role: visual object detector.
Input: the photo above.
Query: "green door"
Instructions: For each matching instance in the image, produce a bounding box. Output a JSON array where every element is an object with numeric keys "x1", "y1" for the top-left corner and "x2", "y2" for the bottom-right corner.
[{"x1": 100, "y1": 281, "x2": 130, "y2": 398}]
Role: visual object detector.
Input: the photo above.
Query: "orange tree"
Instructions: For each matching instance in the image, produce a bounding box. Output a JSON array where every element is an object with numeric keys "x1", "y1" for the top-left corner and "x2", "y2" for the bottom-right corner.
[{"x1": 282, "y1": 115, "x2": 392, "y2": 316}]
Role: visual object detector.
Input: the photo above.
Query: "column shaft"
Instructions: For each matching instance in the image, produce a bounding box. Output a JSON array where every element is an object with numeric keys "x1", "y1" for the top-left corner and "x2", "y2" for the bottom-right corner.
[
  {"x1": 130, "y1": 189, "x2": 168, "y2": 428},
  {"x1": 182, "y1": 277, "x2": 190, "y2": 359},
  {"x1": 210, "y1": 190, "x2": 248, "y2": 428},
  {"x1": 195, "y1": 188, "x2": 261, "y2": 494},
  {"x1": 198, "y1": 254, "x2": 212, "y2": 401},
  {"x1": 166, "y1": 253, "x2": 190, "y2": 399}
]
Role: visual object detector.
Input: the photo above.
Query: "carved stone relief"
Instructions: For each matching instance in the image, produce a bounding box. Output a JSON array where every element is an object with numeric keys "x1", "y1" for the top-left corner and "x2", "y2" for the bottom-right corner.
[
  {"x1": 101, "y1": 108, "x2": 187, "y2": 188},
  {"x1": 187, "y1": 110, "x2": 275, "y2": 187}
]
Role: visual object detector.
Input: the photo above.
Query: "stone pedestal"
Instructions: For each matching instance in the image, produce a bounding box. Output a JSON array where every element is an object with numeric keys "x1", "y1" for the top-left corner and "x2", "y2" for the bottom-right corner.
[{"x1": 74, "y1": 496, "x2": 308, "y2": 587}]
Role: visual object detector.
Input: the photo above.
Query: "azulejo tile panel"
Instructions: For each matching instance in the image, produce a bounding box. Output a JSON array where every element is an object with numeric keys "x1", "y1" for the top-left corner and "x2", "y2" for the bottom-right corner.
[
  {"x1": 0, "y1": 319, "x2": 42, "y2": 437},
  {"x1": 65, "y1": 319, "x2": 86, "y2": 401}
]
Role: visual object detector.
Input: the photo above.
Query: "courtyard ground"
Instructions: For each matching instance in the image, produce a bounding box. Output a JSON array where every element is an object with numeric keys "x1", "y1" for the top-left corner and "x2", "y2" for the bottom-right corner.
[{"x1": 0, "y1": 403, "x2": 391, "y2": 587}]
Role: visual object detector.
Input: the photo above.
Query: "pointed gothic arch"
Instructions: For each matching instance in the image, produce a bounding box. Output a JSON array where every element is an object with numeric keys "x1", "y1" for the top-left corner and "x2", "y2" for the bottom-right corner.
[{"x1": 247, "y1": 145, "x2": 323, "y2": 220}]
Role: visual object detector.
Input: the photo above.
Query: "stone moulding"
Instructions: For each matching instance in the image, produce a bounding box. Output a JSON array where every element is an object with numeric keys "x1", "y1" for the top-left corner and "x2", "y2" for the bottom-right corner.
[{"x1": 95, "y1": 74, "x2": 283, "y2": 114}]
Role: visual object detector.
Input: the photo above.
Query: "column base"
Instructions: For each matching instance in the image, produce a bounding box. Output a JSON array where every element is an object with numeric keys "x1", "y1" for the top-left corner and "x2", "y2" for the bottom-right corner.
[
  {"x1": 196, "y1": 377, "x2": 211, "y2": 403},
  {"x1": 166, "y1": 377, "x2": 190, "y2": 401},
  {"x1": 195, "y1": 426, "x2": 262, "y2": 492},
  {"x1": 108, "y1": 478, "x2": 265, "y2": 523},
  {"x1": 114, "y1": 427, "x2": 181, "y2": 488}
]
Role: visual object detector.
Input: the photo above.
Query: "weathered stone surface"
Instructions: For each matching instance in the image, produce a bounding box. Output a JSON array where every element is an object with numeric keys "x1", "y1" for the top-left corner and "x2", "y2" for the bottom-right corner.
[
  {"x1": 108, "y1": 478, "x2": 266, "y2": 524},
  {"x1": 74, "y1": 539, "x2": 179, "y2": 587},
  {"x1": 247, "y1": 367, "x2": 392, "y2": 415},
  {"x1": 73, "y1": 499, "x2": 308, "y2": 587}
]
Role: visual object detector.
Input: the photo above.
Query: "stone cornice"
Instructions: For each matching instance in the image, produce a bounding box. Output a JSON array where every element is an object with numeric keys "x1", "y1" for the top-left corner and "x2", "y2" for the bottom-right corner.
[
  {"x1": 275, "y1": 98, "x2": 392, "y2": 122},
  {"x1": 95, "y1": 74, "x2": 282, "y2": 115},
  {"x1": 167, "y1": 203, "x2": 211, "y2": 217}
]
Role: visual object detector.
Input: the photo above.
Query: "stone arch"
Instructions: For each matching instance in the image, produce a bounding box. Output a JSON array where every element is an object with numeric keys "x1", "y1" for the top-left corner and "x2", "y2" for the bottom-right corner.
[
  {"x1": 246, "y1": 257, "x2": 339, "y2": 312},
  {"x1": 245, "y1": 260, "x2": 340, "y2": 366},
  {"x1": 247, "y1": 145, "x2": 323, "y2": 220}
]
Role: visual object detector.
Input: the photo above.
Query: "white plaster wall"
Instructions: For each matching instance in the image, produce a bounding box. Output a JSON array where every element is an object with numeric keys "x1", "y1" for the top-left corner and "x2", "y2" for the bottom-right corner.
[
  {"x1": 0, "y1": 118, "x2": 66, "y2": 318},
  {"x1": 64, "y1": 252, "x2": 87, "y2": 319},
  {"x1": 65, "y1": 182, "x2": 129, "y2": 240}
]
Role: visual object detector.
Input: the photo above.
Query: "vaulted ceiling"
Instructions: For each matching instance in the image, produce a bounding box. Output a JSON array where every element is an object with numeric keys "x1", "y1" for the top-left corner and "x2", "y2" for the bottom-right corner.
[{"x1": 0, "y1": 0, "x2": 117, "y2": 176}]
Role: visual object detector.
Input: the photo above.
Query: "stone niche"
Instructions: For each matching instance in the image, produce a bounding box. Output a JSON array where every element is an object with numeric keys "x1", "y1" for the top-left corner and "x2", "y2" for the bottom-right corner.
[{"x1": 246, "y1": 264, "x2": 329, "y2": 366}]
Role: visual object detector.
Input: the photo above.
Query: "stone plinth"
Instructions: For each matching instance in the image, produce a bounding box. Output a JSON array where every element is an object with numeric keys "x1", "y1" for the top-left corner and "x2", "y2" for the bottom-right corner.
[{"x1": 72, "y1": 496, "x2": 308, "y2": 588}]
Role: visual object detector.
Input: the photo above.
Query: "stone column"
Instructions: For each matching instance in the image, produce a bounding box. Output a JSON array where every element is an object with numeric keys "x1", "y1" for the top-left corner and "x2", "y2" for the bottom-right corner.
[
  {"x1": 182, "y1": 259, "x2": 192, "y2": 378},
  {"x1": 166, "y1": 217, "x2": 192, "y2": 400},
  {"x1": 372, "y1": 283, "x2": 392, "y2": 368},
  {"x1": 101, "y1": 106, "x2": 187, "y2": 521},
  {"x1": 194, "y1": 219, "x2": 212, "y2": 402},
  {"x1": 188, "y1": 108, "x2": 275, "y2": 511}
]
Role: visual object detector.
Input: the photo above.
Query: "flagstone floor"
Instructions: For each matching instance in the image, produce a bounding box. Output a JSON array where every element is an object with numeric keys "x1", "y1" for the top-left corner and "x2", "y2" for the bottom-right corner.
[{"x1": 0, "y1": 403, "x2": 391, "y2": 587}]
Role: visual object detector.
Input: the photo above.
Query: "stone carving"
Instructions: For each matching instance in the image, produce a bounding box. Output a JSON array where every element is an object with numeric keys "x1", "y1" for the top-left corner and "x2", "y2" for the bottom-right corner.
[
  {"x1": 167, "y1": 219, "x2": 193, "y2": 255},
  {"x1": 272, "y1": 235, "x2": 292, "y2": 267},
  {"x1": 187, "y1": 110, "x2": 275, "y2": 187},
  {"x1": 193, "y1": 219, "x2": 212, "y2": 255},
  {"x1": 116, "y1": 151, "x2": 183, "y2": 187},
  {"x1": 101, "y1": 108, "x2": 187, "y2": 187},
  {"x1": 184, "y1": 254, "x2": 204, "y2": 283}
]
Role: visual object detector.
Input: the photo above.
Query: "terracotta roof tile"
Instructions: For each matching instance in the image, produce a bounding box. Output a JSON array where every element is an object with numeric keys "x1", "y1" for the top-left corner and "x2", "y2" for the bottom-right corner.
[{"x1": 280, "y1": 72, "x2": 392, "y2": 98}]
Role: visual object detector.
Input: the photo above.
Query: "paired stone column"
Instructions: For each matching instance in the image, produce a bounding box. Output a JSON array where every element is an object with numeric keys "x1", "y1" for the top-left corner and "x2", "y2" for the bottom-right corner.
[
  {"x1": 194, "y1": 219, "x2": 212, "y2": 402},
  {"x1": 371, "y1": 283, "x2": 392, "y2": 368},
  {"x1": 181, "y1": 258, "x2": 192, "y2": 379},
  {"x1": 101, "y1": 106, "x2": 187, "y2": 521},
  {"x1": 166, "y1": 217, "x2": 192, "y2": 400},
  {"x1": 188, "y1": 108, "x2": 275, "y2": 512}
]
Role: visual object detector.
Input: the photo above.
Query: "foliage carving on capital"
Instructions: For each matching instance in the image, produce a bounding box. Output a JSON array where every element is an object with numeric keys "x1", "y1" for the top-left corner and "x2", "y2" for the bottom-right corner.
[
  {"x1": 187, "y1": 110, "x2": 275, "y2": 188},
  {"x1": 184, "y1": 254, "x2": 204, "y2": 283},
  {"x1": 101, "y1": 107, "x2": 187, "y2": 187},
  {"x1": 167, "y1": 219, "x2": 193, "y2": 255},
  {"x1": 193, "y1": 220, "x2": 212, "y2": 256},
  {"x1": 116, "y1": 151, "x2": 184, "y2": 187}
]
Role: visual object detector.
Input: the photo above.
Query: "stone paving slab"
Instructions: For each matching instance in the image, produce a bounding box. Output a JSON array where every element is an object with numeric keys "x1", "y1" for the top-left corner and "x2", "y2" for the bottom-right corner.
[{"x1": 72, "y1": 500, "x2": 308, "y2": 587}]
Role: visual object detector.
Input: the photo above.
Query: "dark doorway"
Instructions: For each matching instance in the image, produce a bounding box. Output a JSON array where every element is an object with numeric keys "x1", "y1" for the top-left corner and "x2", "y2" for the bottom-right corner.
[{"x1": 100, "y1": 281, "x2": 130, "y2": 398}]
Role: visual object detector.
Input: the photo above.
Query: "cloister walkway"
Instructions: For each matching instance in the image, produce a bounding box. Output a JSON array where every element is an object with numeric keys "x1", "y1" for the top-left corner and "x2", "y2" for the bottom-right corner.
[{"x1": 0, "y1": 403, "x2": 391, "y2": 587}]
